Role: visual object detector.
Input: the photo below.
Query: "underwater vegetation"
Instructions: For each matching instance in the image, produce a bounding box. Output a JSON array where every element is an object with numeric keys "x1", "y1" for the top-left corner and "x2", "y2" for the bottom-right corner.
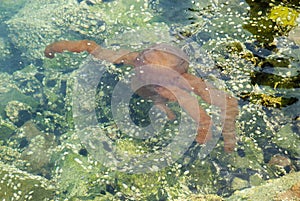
[{"x1": 0, "y1": 0, "x2": 299, "y2": 200}]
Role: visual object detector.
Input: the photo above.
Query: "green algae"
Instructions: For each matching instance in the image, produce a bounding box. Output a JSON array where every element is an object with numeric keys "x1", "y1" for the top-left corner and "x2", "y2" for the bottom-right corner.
[
  {"x1": 6, "y1": 0, "x2": 98, "y2": 60},
  {"x1": 241, "y1": 92, "x2": 298, "y2": 108},
  {"x1": 215, "y1": 136, "x2": 264, "y2": 172},
  {"x1": 251, "y1": 71, "x2": 300, "y2": 89},
  {"x1": 90, "y1": 0, "x2": 153, "y2": 28},
  {"x1": 52, "y1": 142, "x2": 182, "y2": 200},
  {"x1": 272, "y1": 124, "x2": 300, "y2": 158},
  {"x1": 0, "y1": 0, "x2": 26, "y2": 11},
  {"x1": 244, "y1": 2, "x2": 300, "y2": 43},
  {"x1": 18, "y1": 121, "x2": 57, "y2": 176},
  {"x1": 0, "y1": 161, "x2": 55, "y2": 200},
  {"x1": 0, "y1": 36, "x2": 11, "y2": 63},
  {"x1": 0, "y1": 118, "x2": 16, "y2": 140},
  {"x1": 227, "y1": 171, "x2": 300, "y2": 201},
  {"x1": 48, "y1": 130, "x2": 117, "y2": 200},
  {"x1": 54, "y1": 151, "x2": 103, "y2": 199},
  {"x1": 0, "y1": 89, "x2": 39, "y2": 115},
  {"x1": 268, "y1": 5, "x2": 299, "y2": 27}
]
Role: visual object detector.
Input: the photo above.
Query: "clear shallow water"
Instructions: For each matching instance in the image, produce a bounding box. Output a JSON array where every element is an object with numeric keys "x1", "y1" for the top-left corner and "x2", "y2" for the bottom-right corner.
[{"x1": 0, "y1": 0, "x2": 299, "y2": 200}]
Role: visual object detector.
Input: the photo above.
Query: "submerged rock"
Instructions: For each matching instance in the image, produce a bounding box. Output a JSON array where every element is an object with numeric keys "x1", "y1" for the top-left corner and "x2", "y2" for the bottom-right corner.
[
  {"x1": 271, "y1": 124, "x2": 300, "y2": 159},
  {"x1": 288, "y1": 25, "x2": 300, "y2": 44},
  {"x1": 0, "y1": 117, "x2": 16, "y2": 140},
  {"x1": 0, "y1": 161, "x2": 55, "y2": 200},
  {"x1": 227, "y1": 171, "x2": 300, "y2": 201},
  {"x1": 5, "y1": 0, "x2": 158, "y2": 61},
  {"x1": 274, "y1": 181, "x2": 300, "y2": 201},
  {"x1": 19, "y1": 121, "x2": 57, "y2": 176},
  {"x1": 5, "y1": 0, "x2": 97, "y2": 60},
  {"x1": 0, "y1": 37, "x2": 11, "y2": 63},
  {"x1": 5, "y1": 101, "x2": 32, "y2": 127}
]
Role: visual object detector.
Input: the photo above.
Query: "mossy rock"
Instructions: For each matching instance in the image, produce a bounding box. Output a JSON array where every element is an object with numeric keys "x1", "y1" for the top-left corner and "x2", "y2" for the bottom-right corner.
[
  {"x1": 0, "y1": 161, "x2": 55, "y2": 200},
  {"x1": 0, "y1": 118, "x2": 16, "y2": 140},
  {"x1": 18, "y1": 121, "x2": 57, "y2": 176},
  {"x1": 268, "y1": 5, "x2": 299, "y2": 27},
  {"x1": 244, "y1": 1, "x2": 300, "y2": 43},
  {"x1": 53, "y1": 145, "x2": 115, "y2": 200},
  {"x1": 0, "y1": 89, "x2": 39, "y2": 117},
  {"x1": 272, "y1": 124, "x2": 300, "y2": 158},
  {"x1": 89, "y1": 0, "x2": 154, "y2": 38},
  {"x1": 227, "y1": 171, "x2": 300, "y2": 201},
  {"x1": 243, "y1": 17, "x2": 277, "y2": 43},
  {"x1": 243, "y1": 92, "x2": 298, "y2": 108}
]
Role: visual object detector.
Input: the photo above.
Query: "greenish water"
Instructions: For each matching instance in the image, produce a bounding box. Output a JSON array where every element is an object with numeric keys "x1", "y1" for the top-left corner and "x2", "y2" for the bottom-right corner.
[{"x1": 0, "y1": 0, "x2": 299, "y2": 200}]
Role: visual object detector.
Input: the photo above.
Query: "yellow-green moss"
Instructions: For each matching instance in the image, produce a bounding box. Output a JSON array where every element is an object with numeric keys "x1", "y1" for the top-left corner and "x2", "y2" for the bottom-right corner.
[{"x1": 268, "y1": 5, "x2": 299, "y2": 27}]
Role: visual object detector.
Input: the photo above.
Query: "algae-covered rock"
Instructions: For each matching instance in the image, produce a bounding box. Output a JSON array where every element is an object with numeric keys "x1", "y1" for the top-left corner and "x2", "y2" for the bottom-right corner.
[
  {"x1": 50, "y1": 128, "x2": 220, "y2": 200},
  {"x1": 288, "y1": 25, "x2": 300, "y2": 44},
  {"x1": 12, "y1": 64, "x2": 43, "y2": 98},
  {"x1": 53, "y1": 150, "x2": 94, "y2": 198},
  {"x1": 249, "y1": 173, "x2": 265, "y2": 187},
  {"x1": 274, "y1": 181, "x2": 300, "y2": 201},
  {"x1": 24, "y1": 67, "x2": 73, "y2": 135},
  {"x1": 184, "y1": 159, "x2": 220, "y2": 194},
  {"x1": 0, "y1": 161, "x2": 55, "y2": 200},
  {"x1": 231, "y1": 177, "x2": 249, "y2": 191},
  {"x1": 0, "y1": 0, "x2": 26, "y2": 11},
  {"x1": 0, "y1": 117, "x2": 17, "y2": 140},
  {"x1": 0, "y1": 88, "x2": 39, "y2": 110},
  {"x1": 267, "y1": 154, "x2": 295, "y2": 177},
  {"x1": 0, "y1": 37, "x2": 12, "y2": 63},
  {"x1": 195, "y1": 0, "x2": 252, "y2": 45},
  {"x1": 41, "y1": 70, "x2": 68, "y2": 112},
  {"x1": 225, "y1": 138, "x2": 264, "y2": 171},
  {"x1": 272, "y1": 124, "x2": 300, "y2": 158},
  {"x1": 88, "y1": 0, "x2": 153, "y2": 39},
  {"x1": 243, "y1": 92, "x2": 298, "y2": 108},
  {"x1": 45, "y1": 130, "x2": 114, "y2": 200},
  {"x1": 18, "y1": 121, "x2": 57, "y2": 176},
  {"x1": 244, "y1": 3, "x2": 299, "y2": 43},
  {"x1": 105, "y1": 22, "x2": 172, "y2": 50},
  {"x1": 54, "y1": 129, "x2": 181, "y2": 200},
  {"x1": 0, "y1": 68, "x2": 40, "y2": 117},
  {"x1": 268, "y1": 5, "x2": 299, "y2": 27},
  {"x1": 227, "y1": 171, "x2": 300, "y2": 201},
  {"x1": 52, "y1": 146, "x2": 116, "y2": 200},
  {"x1": 0, "y1": 143, "x2": 21, "y2": 165},
  {"x1": 0, "y1": 0, "x2": 26, "y2": 22},
  {"x1": 208, "y1": 134, "x2": 267, "y2": 191},
  {"x1": 5, "y1": 101, "x2": 32, "y2": 126},
  {"x1": 5, "y1": 0, "x2": 158, "y2": 61},
  {"x1": 6, "y1": 0, "x2": 98, "y2": 60},
  {"x1": 0, "y1": 72, "x2": 17, "y2": 92},
  {"x1": 175, "y1": 194, "x2": 224, "y2": 201},
  {"x1": 113, "y1": 161, "x2": 197, "y2": 200},
  {"x1": 0, "y1": 89, "x2": 39, "y2": 120}
]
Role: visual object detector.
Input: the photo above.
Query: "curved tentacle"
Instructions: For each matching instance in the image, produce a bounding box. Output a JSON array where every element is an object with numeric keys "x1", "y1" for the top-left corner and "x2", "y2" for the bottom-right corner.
[
  {"x1": 154, "y1": 86, "x2": 212, "y2": 144},
  {"x1": 181, "y1": 73, "x2": 238, "y2": 152},
  {"x1": 44, "y1": 40, "x2": 138, "y2": 65},
  {"x1": 133, "y1": 85, "x2": 177, "y2": 121}
]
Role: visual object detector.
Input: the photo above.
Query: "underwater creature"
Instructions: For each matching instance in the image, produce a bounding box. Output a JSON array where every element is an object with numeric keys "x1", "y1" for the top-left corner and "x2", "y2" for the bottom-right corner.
[{"x1": 44, "y1": 40, "x2": 239, "y2": 152}]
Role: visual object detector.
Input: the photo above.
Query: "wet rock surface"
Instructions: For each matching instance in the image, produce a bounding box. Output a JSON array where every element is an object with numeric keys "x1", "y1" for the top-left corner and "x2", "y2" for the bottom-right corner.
[
  {"x1": 227, "y1": 171, "x2": 300, "y2": 201},
  {"x1": 0, "y1": 161, "x2": 55, "y2": 200}
]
